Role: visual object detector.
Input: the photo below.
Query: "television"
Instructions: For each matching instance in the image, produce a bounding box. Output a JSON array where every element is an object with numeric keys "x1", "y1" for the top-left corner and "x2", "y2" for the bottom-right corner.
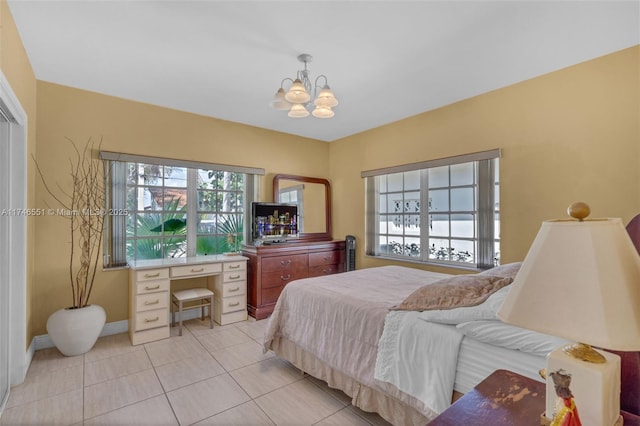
[{"x1": 251, "y1": 202, "x2": 299, "y2": 243}]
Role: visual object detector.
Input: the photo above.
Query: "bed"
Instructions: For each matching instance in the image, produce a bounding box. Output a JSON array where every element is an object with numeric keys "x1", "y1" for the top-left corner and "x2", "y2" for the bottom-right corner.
[
  {"x1": 263, "y1": 263, "x2": 566, "y2": 425},
  {"x1": 262, "y1": 216, "x2": 640, "y2": 425}
]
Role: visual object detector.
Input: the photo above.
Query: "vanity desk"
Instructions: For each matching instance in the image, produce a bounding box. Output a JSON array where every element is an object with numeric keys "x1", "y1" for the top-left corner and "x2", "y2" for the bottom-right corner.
[{"x1": 128, "y1": 255, "x2": 248, "y2": 345}]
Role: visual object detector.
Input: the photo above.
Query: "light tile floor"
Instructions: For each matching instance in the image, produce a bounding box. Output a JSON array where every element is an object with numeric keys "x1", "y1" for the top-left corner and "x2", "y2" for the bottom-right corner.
[{"x1": 1, "y1": 318, "x2": 391, "y2": 426}]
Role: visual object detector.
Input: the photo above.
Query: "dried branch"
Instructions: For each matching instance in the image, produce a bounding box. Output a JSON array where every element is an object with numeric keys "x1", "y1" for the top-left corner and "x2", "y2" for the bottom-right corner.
[{"x1": 33, "y1": 137, "x2": 105, "y2": 308}]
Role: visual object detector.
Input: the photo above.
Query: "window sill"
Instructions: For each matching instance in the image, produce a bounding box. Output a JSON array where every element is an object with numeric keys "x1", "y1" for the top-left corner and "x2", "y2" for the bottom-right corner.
[{"x1": 365, "y1": 253, "x2": 484, "y2": 273}]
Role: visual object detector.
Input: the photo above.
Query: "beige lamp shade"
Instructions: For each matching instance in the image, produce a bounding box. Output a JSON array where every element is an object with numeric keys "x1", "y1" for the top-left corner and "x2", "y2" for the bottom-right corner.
[
  {"x1": 312, "y1": 105, "x2": 334, "y2": 118},
  {"x1": 284, "y1": 79, "x2": 311, "y2": 104},
  {"x1": 314, "y1": 85, "x2": 338, "y2": 108},
  {"x1": 497, "y1": 217, "x2": 640, "y2": 351},
  {"x1": 287, "y1": 103, "x2": 310, "y2": 118},
  {"x1": 270, "y1": 88, "x2": 291, "y2": 110}
]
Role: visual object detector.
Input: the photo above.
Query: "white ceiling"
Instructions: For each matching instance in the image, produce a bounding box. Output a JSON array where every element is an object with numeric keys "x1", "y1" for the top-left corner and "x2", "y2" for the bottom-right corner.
[{"x1": 7, "y1": 1, "x2": 640, "y2": 142}]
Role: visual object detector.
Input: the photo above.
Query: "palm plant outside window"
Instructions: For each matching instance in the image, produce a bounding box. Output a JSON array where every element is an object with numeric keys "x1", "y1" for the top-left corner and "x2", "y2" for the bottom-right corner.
[
  {"x1": 125, "y1": 163, "x2": 244, "y2": 261},
  {"x1": 101, "y1": 152, "x2": 263, "y2": 267}
]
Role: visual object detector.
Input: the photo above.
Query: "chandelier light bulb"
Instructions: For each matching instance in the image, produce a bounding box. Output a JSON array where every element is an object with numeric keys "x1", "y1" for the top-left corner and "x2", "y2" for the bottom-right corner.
[
  {"x1": 288, "y1": 103, "x2": 310, "y2": 118},
  {"x1": 312, "y1": 105, "x2": 334, "y2": 118},
  {"x1": 270, "y1": 88, "x2": 291, "y2": 111},
  {"x1": 314, "y1": 85, "x2": 338, "y2": 108},
  {"x1": 285, "y1": 79, "x2": 311, "y2": 104}
]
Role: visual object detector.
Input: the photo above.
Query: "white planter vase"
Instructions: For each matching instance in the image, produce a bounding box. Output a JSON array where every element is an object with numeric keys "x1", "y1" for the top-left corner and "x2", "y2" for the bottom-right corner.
[{"x1": 46, "y1": 304, "x2": 106, "y2": 356}]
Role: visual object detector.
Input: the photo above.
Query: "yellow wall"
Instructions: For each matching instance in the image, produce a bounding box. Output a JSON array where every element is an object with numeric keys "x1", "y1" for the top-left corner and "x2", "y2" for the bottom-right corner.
[
  {"x1": 330, "y1": 46, "x2": 640, "y2": 271},
  {"x1": 33, "y1": 82, "x2": 330, "y2": 336},
  {"x1": 13, "y1": 8, "x2": 639, "y2": 340},
  {"x1": 1, "y1": 1, "x2": 37, "y2": 348}
]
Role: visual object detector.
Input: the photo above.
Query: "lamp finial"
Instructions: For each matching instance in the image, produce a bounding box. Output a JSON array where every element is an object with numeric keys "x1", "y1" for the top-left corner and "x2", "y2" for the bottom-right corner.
[{"x1": 568, "y1": 202, "x2": 590, "y2": 222}]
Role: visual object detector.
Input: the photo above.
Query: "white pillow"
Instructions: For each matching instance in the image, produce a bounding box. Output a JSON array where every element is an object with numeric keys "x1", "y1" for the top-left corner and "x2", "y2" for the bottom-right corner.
[
  {"x1": 456, "y1": 320, "x2": 569, "y2": 357},
  {"x1": 417, "y1": 285, "x2": 510, "y2": 325}
]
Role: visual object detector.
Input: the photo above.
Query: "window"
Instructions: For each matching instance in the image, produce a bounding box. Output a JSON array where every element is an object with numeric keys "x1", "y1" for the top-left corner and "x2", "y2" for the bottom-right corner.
[
  {"x1": 277, "y1": 183, "x2": 304, "y2": 232},
  {"x1": 102, "y1": 152, "x2": 263, "y2": 267},
  {"x1": 363, "y1": 150, "x2": 500, "y2": 269}
]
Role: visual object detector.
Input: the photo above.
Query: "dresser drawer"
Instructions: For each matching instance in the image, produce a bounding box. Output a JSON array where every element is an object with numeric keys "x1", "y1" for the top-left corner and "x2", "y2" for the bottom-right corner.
[
  {"x1": 135, "y1": 308, "x2": 168, "y2": 331},
  {"x1": 309, "y1": 264, "x2": 342, "y2": 277},
  {"x1": 136, "y1": 280, "x2": 170, "y2": 295},
  {"x1": 261, "y1": 269, "x2": 308, "y2": 289},
  {"x1": 223, "y1": 270, "x2": 246, "y2": 283},
  {"x1": 136, "y1": 291, "x2": 169, "y2": 312},
  {"x1": 309, "y1": 251, "x2": 344, "y2": 267},
  {"x1": 220, "y1": 281, "x2": 246, "y2": 298},
  {"x1": 261, "y1": 254, "x2": 308, "y2": 272},
  {"x1": 224, "y1": 261, "x2": 246, "y2": 272},
  {"x1": 215, "y1": 294, "x2": 246, "y2": 314},
  {"x1": 171, "y1": 263, "x2": 222, "y2": 278},
  {"x1": 136, "y1": 268, "x2": 169, "y2": 282},
  {"x1": 262, "y1": 285, "x2": 284, "y2": 305}
]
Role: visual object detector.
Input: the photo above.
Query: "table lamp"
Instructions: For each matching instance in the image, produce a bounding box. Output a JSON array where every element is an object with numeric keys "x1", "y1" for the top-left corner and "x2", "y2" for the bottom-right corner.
[{"x1": 497, "y1": 202, "x2": 640, "y2": 426}]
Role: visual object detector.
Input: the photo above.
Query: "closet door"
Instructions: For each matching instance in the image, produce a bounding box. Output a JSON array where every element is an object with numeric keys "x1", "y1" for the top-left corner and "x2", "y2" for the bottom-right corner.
[{"x1": 0, "y1": 110, "x2": 11, "y2": 411}]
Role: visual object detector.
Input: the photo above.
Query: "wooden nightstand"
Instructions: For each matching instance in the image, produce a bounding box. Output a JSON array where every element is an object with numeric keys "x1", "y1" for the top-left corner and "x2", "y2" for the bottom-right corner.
[
  {"x1": 430, "y1": 369, "x2": 635, "y2": 425},
  {"x1": 429, "y1": 369, "x2": 545, "y2": 426}
]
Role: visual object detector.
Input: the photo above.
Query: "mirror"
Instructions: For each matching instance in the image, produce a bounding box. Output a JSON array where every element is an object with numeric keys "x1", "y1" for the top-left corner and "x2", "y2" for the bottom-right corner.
[{"x1": 273, "y1": 174, "x2": 331, "y2": 242}]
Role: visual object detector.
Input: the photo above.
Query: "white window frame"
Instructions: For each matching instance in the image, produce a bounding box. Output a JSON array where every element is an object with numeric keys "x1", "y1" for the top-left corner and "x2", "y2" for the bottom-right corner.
[
  {"x1": 101, "y1": 152, "x2": 263, "y2": 267},
  {"x1": 363, "y1": 149, "x2": 500, "y2": 270}
]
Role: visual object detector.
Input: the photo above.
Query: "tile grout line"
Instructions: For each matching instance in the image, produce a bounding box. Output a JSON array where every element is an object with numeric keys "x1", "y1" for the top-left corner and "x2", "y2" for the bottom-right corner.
[{"x1": 145, "y1": 344, "x2": 181, "y2": 426}]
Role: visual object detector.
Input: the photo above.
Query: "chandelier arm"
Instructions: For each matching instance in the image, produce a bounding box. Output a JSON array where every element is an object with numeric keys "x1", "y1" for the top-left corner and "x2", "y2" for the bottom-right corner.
[
  {"x1": 280, "y1": 77, "x2": 294, "y2": 89},
  {"x1": 314, "y1": 75, "x2": 329, "y2": 89}
]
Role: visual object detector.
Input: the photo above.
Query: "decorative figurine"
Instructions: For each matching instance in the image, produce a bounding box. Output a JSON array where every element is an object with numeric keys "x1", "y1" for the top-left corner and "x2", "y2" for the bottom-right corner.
[{"x1": 550, "y1": 369, "x2": 582, "y2": 426}]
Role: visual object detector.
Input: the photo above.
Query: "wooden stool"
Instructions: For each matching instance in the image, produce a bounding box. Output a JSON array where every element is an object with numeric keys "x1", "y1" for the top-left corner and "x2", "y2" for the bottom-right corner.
[{"x1": 171, "y1": 288, "x2": 214, "y2": 336}]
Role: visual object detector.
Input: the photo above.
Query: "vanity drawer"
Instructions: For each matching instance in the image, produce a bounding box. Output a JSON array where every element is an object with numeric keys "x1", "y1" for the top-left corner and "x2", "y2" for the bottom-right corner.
[
  {"x1": 223, "y1": 270, "x2": 246, "y2": 283},
  {"x1": 261, "y1": 254, "x2": 307, "y2": 273},
  {"x1": 220, "y1": 281, "x2": 246, "y2": 298},
  {"x1": 135, "y1": 308, "x2": 168, "y2": 331},
  {"x1": 224, "y1": 261, "x2": 246, "y2": 272},
  {"x1": 136, "y1": 280, "x2": 170, "y2": 295},
  {"x1": 171, "y1": 263, "x2": 222, "y2": 278},
  {"x1": 136, "y1": 268, "x2": 169, "y2": 282},
  {"x1": 215, "y1": 294, "x2": 246, "y2": 314},
  {"x1": 136, "y1": 291, "x2": 169, "y2": 312}
]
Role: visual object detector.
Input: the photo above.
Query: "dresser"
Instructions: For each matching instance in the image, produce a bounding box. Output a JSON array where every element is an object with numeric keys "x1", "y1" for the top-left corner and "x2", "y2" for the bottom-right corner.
[
  {"x1": 128, "y1": 255, "x2": 248, "y2": 345},
  {"x1": 242, "y1": 240, "x2": 345, "y2": 320}
]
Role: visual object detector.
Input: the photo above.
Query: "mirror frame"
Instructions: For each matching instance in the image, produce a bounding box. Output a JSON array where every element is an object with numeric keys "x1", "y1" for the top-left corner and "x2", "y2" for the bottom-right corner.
[{"x1": 273, "y1": 174, "x2": 332, "y2": 242}]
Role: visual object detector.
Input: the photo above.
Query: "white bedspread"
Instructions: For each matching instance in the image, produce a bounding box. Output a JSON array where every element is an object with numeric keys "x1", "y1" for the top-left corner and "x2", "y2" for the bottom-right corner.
[
  {"x1": 263, "y1": 265, "x2": 451, "y2": 418},
  {"x1": 375, "y1": 310, "x2": 464, "y2": 414}
]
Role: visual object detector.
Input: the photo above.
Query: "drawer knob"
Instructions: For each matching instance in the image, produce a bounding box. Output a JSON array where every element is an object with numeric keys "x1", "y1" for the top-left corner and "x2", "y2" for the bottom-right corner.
[
  {"x1": 280, "y1": 259, "x2": 292, "y2": 266},
  {"x1": 144, "y1": 272, "x2": 160, "y2": 278},
  {"x1": 229, "y1": 264, "x2": 240, "y2": 269},
  {"x1": 191, "y1": 267, "x2": 205, "y2": 273},
  {"x1": 144, "y1": 299, "x2": 160, "y2": 305},
  {"x1": 229, "y1": 287, "x2": 240, "y2": 292},
  {"x1": 145, "y1": 316, "x2": 159, "y2": 323},
  {"x1": 229, "y1": 274, "x2": 241, "y2": 280},
  {"x1": 144, "y1": 285, "x2": 161, "y2": 290},
  {"x1": 281, "y1": 274, "x2": 291, "y2": 281},
  {"x1": 228, "y1": 302, "x2": 240, "y2": 307}
]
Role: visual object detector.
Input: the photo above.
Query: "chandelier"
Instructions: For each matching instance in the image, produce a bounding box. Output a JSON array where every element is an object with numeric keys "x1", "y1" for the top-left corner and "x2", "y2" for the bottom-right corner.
[{"x1": 270, "y1": 54, "x2": 338, "y2": 119}]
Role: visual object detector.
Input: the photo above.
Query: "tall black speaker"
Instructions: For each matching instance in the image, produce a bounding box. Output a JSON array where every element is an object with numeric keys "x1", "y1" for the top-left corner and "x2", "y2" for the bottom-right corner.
[{"x1": 345, "y1": 235, "x2": 356, "y2": 271}]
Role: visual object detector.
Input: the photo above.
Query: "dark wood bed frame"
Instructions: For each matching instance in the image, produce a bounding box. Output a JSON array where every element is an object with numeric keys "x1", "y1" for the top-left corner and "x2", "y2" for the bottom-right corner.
[{"x1": 616, "y1": 214, "x2": 640, "y2": 422}]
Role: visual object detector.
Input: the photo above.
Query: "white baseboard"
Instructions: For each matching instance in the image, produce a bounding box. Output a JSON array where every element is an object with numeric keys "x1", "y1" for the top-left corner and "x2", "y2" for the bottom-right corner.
[
  {"x1": 32, "y1": 309, "x2": 205, "y2": 351},
  {"x1": 33, "y1": 319, "x2": 129, "y2": 351}
]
